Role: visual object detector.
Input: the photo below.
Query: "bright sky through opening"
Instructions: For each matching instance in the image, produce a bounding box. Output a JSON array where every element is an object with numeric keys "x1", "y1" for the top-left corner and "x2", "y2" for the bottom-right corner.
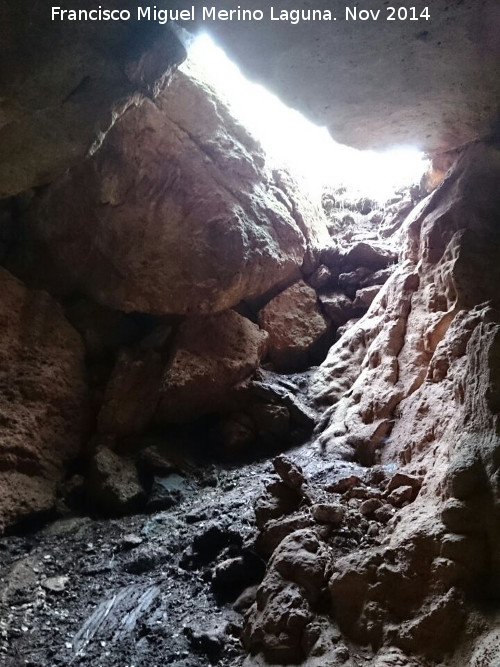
[{"x1": 182, "y1": 34, "x2": 428, "y2": 202}]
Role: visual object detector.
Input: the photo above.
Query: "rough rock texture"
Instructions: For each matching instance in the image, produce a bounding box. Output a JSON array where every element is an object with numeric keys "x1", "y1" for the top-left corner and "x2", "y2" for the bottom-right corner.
[
  {"x1": 155, "y1": 310, "x2": 268, "y2": 424},
  {"x1": 0, "y1": 1, "x2": 186, "y2": 197},
  {"x1": 190, "y1": 0, "x2": 500, "y2": 151},
  {"x1": 97, "y1": 324, "x2": 172, "y2": 436},
  {"x1": 13, "y1": 68, "x2": 328, "y2": 315},
  {"x1": 242, "y1": 143, "x2": 500, "y2": 665},
  {"x1": 88, "y1": 443, "x2": 145, "y2": 515},
  {"x1": 0, "y1": 267, "x2": 87, "y2": 531},
  {"x1": 258, "y1": 281, "x2": 330, "y2": 372}
]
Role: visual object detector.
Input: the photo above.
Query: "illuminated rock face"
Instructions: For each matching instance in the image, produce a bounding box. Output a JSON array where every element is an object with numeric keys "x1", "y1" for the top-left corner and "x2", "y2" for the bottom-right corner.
[
  {"x1": 13, "y1": 69, "x2": 328, "y2": 315},
  {"x1": 245, "y1": 144, "x2": 500, "y2": 664},
  {"x1": 190, "y1": 0, "x2": 500, "y2": 152}
]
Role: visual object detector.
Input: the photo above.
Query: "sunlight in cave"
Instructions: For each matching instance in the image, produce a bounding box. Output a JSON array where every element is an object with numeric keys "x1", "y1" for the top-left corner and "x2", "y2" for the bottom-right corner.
[{"x1": 182, "y1": 33, "x2": 429, "y2": 202}]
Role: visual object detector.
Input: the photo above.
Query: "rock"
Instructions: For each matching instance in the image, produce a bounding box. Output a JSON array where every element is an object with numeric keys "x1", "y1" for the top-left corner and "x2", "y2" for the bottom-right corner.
[
  {"x1": 14, "y1": 69, "x2": 328, "y2": 315},
  {"x1": 202, "y1": 2, "x2": 500, "y2": 152},
  {"x1": 273, "y1": 456, "x2": 306, "y2": 492},
  {"x1": 307, "y1": 264, "x2": 335, "y2": 290},
  {"x1": 258, "y1": 281, "x2": 330, "y2": 372},
  {"x1": 344, "y1": 243, "x2": 397, "y2": 272},
  {"x1": 0, "y1": 267, "x2": 88, "y2": 532},
  {"x1": 440, "y1": 499, "x2": 478, "y2": 534},
  {"x1": 318, "y1": 291, "x2": 357, "y2": 328},
  {"x1": 233, "y1": 585, "x2": 259, "y2": 613},
  {"x1": 338, "y1": 267, "x2": 373, "y2": 298},
  {"x1": 41, "y1": 576, "x2": 69, "y2": 593},
  {"x1": 254, "y1": 481, "x2": 302, "y2": 528},
  {"x1": 155, "y1": 310, "x2": 267, "y2": 424},
  {"x1": 120, "y1": 534, "x2": 144, "y2": 550},
  {"x1": 88, "y1": 445, "x2": 144, "y2": 516},
  {"x1": 373, "y1": 504, "x2": 395, "y2": 524},
  {"x1": 98, "y1": 340, "x2": 170, "y2": 436},
  {"x1": 146, "y1": 474, "x2": 190, "y2": 512},
  {"x1": 312, "y1": 503, "x2": 345, "y2": 526},
  {"x1": 0, "y1": 3, "x2": 186, "y2": 198},
  {"x1": 386, "y1": 472, "x2": 423, "y2": 495},
  {"x1": 387, "y1": 485, "x2": 414, "y2": 507},
  {"x1": 359, "y1": 498, "x2": 383, "y2": 518},
  {"x1": 359, "y1": 266, "x2": 396, "y2": 289},
  {"x1": 326, "y1": 476, "x2": 363, "y2": 494},
  {"x1": 256, "y1": 514, "x2": 315, "y2": 555},
  {"x1": 353, "y1": 285, "x2": 382, "y2": 309}
]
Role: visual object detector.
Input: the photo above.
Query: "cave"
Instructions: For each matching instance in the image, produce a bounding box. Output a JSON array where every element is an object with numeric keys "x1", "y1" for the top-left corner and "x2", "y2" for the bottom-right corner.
[{"x1": 1, "y1": 2, "x2": 500, "y2": 666}]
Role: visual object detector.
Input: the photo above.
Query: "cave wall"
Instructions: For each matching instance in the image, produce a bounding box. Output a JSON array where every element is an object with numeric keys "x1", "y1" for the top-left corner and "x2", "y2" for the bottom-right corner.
[
  {"x1": 1, "y1": 4, "x2": 500, "y2": 665},
  {"x1": 184, "y1": 0, "x2": 500, "y2": 152}
]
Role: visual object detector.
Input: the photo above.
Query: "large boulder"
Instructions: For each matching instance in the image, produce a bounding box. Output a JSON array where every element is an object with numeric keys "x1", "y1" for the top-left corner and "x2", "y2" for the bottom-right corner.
[
  {"x1": 258, "y1": 280, "x2": 330, "y2": 372},
  {"x1": 0, "y1": 1, "x2": 186, "y2": 197},
  {"x1": 13, "y1": 68, "x2": 328, "y2": 315},
  {"x1": 155, "y1": 310, "x2": 268, "y2": 424},
  {"x1": 0, "y1": 267, "x2": 88, "y2": 531}
]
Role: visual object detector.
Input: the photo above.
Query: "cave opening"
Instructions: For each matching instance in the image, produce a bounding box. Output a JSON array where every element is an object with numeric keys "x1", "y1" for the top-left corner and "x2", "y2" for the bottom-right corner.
[{"x1": 1, "y1": 6, "x2": 500, "y2": 667}]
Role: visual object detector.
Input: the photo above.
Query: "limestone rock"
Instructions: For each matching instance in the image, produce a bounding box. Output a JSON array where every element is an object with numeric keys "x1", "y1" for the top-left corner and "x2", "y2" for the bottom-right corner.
[
  {"x1": 353, "y1": 285, "x2": 382, "y2": 309},
  {"x1": 0, "y1": 2, "x2": 186, "y2": 197},
  {"x1": 14, "y1": 69, "x2": 328, "y2": 315},
  {"x1": 88, "y1": 444, "x2": 145, "y2": 515},
  {"x1": 155, "y1": 310, "x2": 268, "y2": 424},
  {"x1": 312, "y1": 502, "x2": 345, "y2": 525},
  {"x1": 198, "y1": 0, "x2": 500, "y2": 151},
  {"x1": 318, "y1": 290, "x2": 358, "y2": 327},
  {"x1": 258, "y1": 281, "x2": 330, "y2": 372},
  {"x1": 343, "y1": 243, "x2": 397, "y2": 272},
  {"x1": 0, "y1": 267, "x2": 87, "y2": 531},
  {"x1": 98, "y1": 326, "x2": 172, "y2": 436}
]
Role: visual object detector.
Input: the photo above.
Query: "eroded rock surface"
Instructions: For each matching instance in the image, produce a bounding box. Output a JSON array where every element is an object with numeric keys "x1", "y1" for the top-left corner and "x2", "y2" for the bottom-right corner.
[
  {"x1": 0, "y1": 267, "x2": 88, "y2": 530},
  {"x1": 258, "y1": 281, "x2": 331, "y2": 372},
  {"x1": 0, "y1": 1, "x2": 186, "y2": 197},
  {"x1": 13, "y1": 68, "x2": 328, "y2": 315},
  {"x1": 192, "y1": 0, "x2": 500, "y2": 151},
  {"x1": 156, "y1": 310, "x2": 268, "y2": 424},
  {"x1": 240, "y1": 143, "x2": 500, "y2": 665}
]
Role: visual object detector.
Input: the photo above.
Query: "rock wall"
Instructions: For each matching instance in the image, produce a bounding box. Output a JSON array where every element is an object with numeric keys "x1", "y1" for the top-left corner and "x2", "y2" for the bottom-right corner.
[
  {"x1": 0, "y1": 268, "x2": 88, "y2": 531},
  {"x1": 0, "y1": 0, "x2": 186, "y2": 197},
  {"x1": 11, "y1": 68, "x2": 328, "y2": 315},
  {"x1": 243, "y1": 143, "x2": 500, "y2": 664},
  {"x1": 185, "y1": 0, "x2": 500, "y2": 152}
]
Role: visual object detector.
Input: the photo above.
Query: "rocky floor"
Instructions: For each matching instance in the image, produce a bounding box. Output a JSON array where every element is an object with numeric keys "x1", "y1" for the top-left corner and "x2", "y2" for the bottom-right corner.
[{"x1": 0, "y1": 435, "x2": 396, "y2": 667}]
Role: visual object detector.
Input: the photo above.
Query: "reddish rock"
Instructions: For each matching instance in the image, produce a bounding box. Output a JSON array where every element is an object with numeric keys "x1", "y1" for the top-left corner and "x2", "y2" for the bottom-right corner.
[
  {"x1": 326, "y1": 475, "x2": 363, "y2": 494},
  {"x1": 155, "y1": 310, "x2": 267, "y2": 424},
  {"x1": 318, "y1": 290, "x2": 357, "y2": 328},
  {"x1": 344, "y1": 242, "x2": 397, "y2": 272},
  {"x1": 360, "y1": 498, "x2": 383, "y2": 518},
  {"x1": 258, "y1": 280, "x2": 330, "y2": 372},
  {"x1": 0, "y1": 268, "x2": 88, "y2": 531},
  {"x1": 387, "y1": 472, "x2": 423, "y2": 494},
  {"x1": 387, "y1": 485, "x2": 414, "y2": 507},
  {"x1": 353, "y1": 285, "x2": 382, "y2": 309},
  {"x1": 312, "y1": 503, "x2": 345, "y2": 526},
  {"x1": 15, "y1": 70, "x2": 328, "y2": 315}
]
